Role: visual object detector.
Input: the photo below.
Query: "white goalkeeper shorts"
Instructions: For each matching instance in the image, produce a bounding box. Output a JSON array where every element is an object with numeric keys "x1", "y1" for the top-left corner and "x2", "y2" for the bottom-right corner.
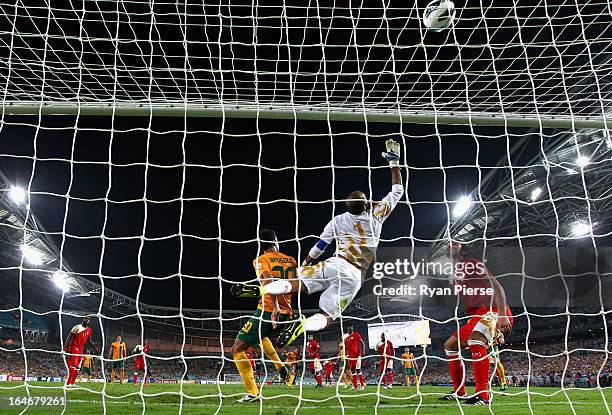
[{"x1": 298, "y1": 257, "x2": 362, "y2": 319}]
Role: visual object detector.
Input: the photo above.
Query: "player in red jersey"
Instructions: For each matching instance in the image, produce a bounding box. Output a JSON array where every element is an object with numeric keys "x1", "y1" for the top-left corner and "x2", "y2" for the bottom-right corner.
[
  {"x1": 306, "y1": 335, "x2": 323, "y2": 387},
  {"x1": 376, "y1": 333, "x2": 395, "y2": 389},
  {"x1": 63, "y1": 316, "x2": 99, "y2": 385},
  {"x1": 442, "y1": 242, "x2": 513, "y2": 405},
  {"x1": 245, "y1": 347, "x2": 257, "y2": 383},
  {"x1": 323, "y1": 359, "x2": 334, "y2": 385},
  {"x1": 344, "y1": 325, "x2": 366, "y2": 390},
  {"x1": 133, "y1": 339, "x2": 150, "y2": 385}
]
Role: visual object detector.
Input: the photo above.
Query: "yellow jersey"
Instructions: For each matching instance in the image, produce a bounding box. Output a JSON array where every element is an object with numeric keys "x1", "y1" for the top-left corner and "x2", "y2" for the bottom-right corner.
[
  {"x1": 82, "y1": 356, "x2": 92, "y2": 368},
  {"x1": 402, "y1": 352, "x2": 415, "y2": 368},
  {"x1": 284, "y1": 351, "x2": 300, "y2": 366},
  {"x1": 110, "y1": 341, "x2": 126, "y2": 360},
  {"x1": 254, "y1": 251, "x2": 297, "y2": 314}
]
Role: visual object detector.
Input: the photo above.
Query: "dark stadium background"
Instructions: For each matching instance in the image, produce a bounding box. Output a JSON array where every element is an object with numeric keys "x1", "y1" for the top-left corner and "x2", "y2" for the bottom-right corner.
[{"x1": 1, "y1": 115, "x2": 540, "y2": 311}]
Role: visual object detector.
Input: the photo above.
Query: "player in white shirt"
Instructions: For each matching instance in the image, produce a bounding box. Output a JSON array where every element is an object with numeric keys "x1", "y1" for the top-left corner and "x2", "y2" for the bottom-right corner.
[{"x1": 232, "y1": 139, "x2": 404, "y2": 347}]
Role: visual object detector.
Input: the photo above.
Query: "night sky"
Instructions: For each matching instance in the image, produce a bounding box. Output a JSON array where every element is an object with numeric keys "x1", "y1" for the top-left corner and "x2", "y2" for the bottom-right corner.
[{"x1": 0, "y1": 114, "x2": 542, "y2": 312}]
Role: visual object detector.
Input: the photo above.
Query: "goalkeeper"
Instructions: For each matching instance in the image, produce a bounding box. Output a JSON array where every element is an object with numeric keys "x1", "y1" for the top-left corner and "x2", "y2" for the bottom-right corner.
[
  {"x1": 230, "y1": 229, "x2": 294, "y2": 403},
  {"x1": 233, "y1": 139, "x2": 404, "y2": 347}
]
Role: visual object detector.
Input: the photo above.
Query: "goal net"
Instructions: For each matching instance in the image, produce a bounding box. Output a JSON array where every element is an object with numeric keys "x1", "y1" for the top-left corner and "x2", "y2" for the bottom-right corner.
[{"x1": 0, "y1": 0, "x2": 611, "y2": 413}]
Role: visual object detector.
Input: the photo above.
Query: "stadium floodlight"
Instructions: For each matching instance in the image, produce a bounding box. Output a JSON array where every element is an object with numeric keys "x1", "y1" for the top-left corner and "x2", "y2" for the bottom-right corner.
[
  {"x1": 576, "y1": 155, "x2": 590, "y2": 167},
  {"x1": 9, "y1": 186, "x2": 26, "y2": 205},
  {"x1": 52, "y1": 271, "x2": 70, "y2": 292},
  {"x1": 530, "y1": 187, "x2": 542, "y2": 201},
  {"x1": 571, "y1": 222, "x2": 592, "y2": 237},
  {"x1": 20, "y1": 244, "x2": 43, "y2": 265},
  {"x1": 452, "y1": 196, "x2": 471, "y2": 218}
]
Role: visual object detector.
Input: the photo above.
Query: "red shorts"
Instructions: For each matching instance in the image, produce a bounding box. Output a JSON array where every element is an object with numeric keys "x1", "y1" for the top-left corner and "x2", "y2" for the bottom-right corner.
[
  {"x1": 347, "y1": 356, "x2": 361, "y2": 373},
  {"x1": 135, "y1": 359, "x2": 146, "y2": 371},
  {"x1": 67, "y1": 349, "x2": 83, "y2": 369},
  {"x1": 324, "y1": 369, "x2": 332, "y2": 378},
  {"x1": 452, "y1": 306, "x2": 513, "y2": 341}
]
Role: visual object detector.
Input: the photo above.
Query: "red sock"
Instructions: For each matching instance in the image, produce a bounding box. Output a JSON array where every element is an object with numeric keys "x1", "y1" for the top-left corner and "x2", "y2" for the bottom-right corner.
[
  {"x1": 352, "y1": 373, "x2": 358, "y2": 388},
  {"x1": 360, "y1": 373, "x2": 365, "y2": 386},
  {"x1": 315, "y1": 373, "x2": 322, "y2": 385},
  {"x1": 68, "y1": 367, "x2": 78, "y2": 384},
  {"x1": 134, "y1": 373, "x2": 138, "y2": 384},
  {"x1": 469, "y1": 341, "x2": 490, "y2": 401},
  {"x1": 388, "y1": 371, "x2": 394, "y2": 385},
  {"x1": 446, "y1": 350, "x2": 466, "y2": 396}
]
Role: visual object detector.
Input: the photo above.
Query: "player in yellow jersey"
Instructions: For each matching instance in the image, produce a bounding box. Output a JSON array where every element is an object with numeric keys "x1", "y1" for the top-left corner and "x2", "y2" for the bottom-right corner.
[
  {"x1": 490, "y1": 330, "x2": 507, "y2": 391},
  {"x1": 230, "y1": 229, "x2": 296, "y2": 402},
  {"x1": 401, "y1": 347, "x2": 419, "y2": 387},
  {"x1": 79, "y1": 350, "x2": 94, "y2": 383},
  {"x1": 282, "y1": 346, "x2": 302, "y2": 388},
  {"x1": 338, "y1": 341, "x2": 351, "y2": 388},
  {"x1": 108, "y1": 335, "x2": 127, "y2": 384}
]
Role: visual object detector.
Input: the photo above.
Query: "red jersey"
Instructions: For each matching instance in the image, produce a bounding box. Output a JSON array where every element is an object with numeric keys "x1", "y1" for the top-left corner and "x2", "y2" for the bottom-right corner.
[
  {"x1": 306, "y1": 339, "x2": 320, "y2": 358},
  {"x1": 344, "y1": 332, "x2": 363, "y2": 358},
  {"x1": 324, "y1": 360, "x2": 334, "y2": 375},
  {"x1": 134, "y1": 343, "x2": 150, "y2": 366},
  {"x1": 453, "y1": 257, "x2": 496, "y2": 314},
  {"x1": 376, "y1": 339, "x2": 393, "y2": 358},
  {"x1": 69, "y1": 324, "x2": 92, "y2": 352}
]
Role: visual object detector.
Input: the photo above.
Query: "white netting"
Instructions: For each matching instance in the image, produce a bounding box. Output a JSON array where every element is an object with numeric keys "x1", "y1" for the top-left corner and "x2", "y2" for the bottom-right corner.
[
  {"x1": 0, "y1": 0, "x2": 611, "y2": 124},
  {"x1": 0, "y1": 0, "x2": 611, "y2": 414}
]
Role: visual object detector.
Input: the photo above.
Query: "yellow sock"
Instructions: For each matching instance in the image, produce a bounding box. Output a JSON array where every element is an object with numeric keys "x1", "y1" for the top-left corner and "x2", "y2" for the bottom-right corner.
[
  {"x1": 120, "y1": 369, "x2": 125, "y2": 384},
  {"x1": 261, "y1": 338, "x2": 283, "y2": 372},
  {"x1": 497, "y1": 362, "x2": 506, "y2": 385},
  {"x1": 287, "y1": 374, "x2": 295, "y2": 386},
  {"x1": 342, "y1": 372, "x2": 349, "y2": 385},
  {"x1": 406, "y1": 375, "x2": 410, "y2": 387},
  {"x1": 234, "y1": 352, "x2": 259, "y2": 396},
  {"x1": 110, "y1": 370, "x2": 115, "y2": 382}
]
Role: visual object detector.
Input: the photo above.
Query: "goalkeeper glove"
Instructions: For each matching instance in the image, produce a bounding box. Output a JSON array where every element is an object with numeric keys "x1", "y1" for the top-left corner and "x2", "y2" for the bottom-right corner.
[{"x1": 381, "y1": 139, "x2": 401, "y2": 167}]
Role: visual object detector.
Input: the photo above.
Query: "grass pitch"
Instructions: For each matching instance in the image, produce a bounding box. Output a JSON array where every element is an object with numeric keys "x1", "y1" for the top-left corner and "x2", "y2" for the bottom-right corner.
[{"x1": 0, "y1": 381, "x2": 610, "y2": 414}]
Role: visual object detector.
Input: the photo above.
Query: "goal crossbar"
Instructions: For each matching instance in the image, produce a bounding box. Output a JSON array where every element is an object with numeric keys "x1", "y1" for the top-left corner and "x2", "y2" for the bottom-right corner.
[{"x1": 2, "y1": 101, "x2": 610, "y2": 129}]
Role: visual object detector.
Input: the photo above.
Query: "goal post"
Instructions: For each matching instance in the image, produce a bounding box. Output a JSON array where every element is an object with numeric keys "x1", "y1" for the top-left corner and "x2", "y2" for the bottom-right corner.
[{"x1": 1, "y1": 102, "x2": 611, "y2": 129}]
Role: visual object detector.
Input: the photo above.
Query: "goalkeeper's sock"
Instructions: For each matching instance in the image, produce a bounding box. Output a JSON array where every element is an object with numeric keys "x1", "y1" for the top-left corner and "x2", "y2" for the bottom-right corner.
[
  {"x1": 261, "y1": 337, "x2": 283, "y2": 372},
  {"x1": 303, "y1": 313, "x2": 328, "y2": 332},
  {"x1": 445, "y1": 349, "x2": 466, "y2": 396},
  {"x1": 468, "y1": 340, "x2": 490, "y2": 401},
  {"x1": 497, "y1": 362, "x2": 507, "y2": 385},
  {"x1": 234, "y1": 352, "x2": 259, "y2": 396},
  {"x1": 262, "y1": 280, "x2": 292, "y2": 295},
  {"x1": 120, "y1": 369, "x2": 125, "y2": 384}
]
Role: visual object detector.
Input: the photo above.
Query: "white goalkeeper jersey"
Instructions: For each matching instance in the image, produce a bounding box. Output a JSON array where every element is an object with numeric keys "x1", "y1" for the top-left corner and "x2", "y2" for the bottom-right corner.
[{"x1": 312, "y1": 184, "x2": 403, "y2": 271}]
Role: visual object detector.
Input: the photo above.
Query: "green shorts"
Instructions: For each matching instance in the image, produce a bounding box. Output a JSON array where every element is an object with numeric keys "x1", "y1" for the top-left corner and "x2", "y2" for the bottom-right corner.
[
  {"x1": 405, "y1": 367, "x2": 416, "y2": 376},
  {"x1": 112, "y1": 360, "x2": 124, "y2": 369},
  {"x1": 82, "y1": 367, "x2": 91, "y2": 375},
  {"x1": 236, "y1": 309, "x2": 290, "y2": 347}
]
